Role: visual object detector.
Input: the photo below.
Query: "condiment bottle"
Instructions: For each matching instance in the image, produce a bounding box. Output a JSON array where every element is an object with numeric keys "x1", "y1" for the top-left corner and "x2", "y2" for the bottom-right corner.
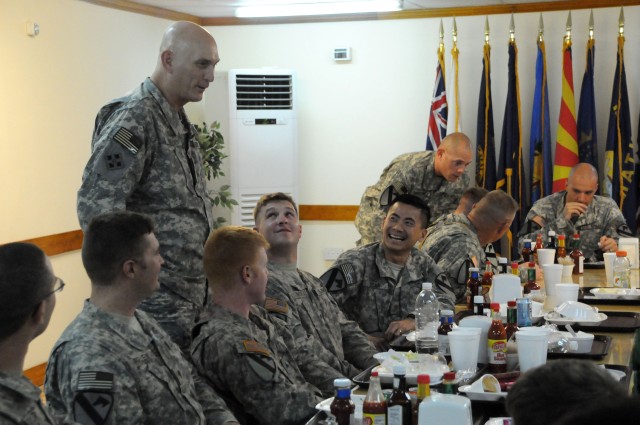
[
  {"x1": 498, "y1": 257, "x2": 508, "y2": 274},
  {"x1": 437, "y1": 310, "x2": 454, "y2": 356},
  {"x1": 546, "y1": 230, "x2": 557, "y2": 250},
  {"x1": 466, "y1": 267, "x2": 481, "y2": 310},
  {"x1": 363, "y1": 371, "x2": 387, "y2": 425},
  {"x1": 505, "y1": 300, "x2": 519, "y2": 341},
  {"x1": 613, "y1": 251, "x2": 631, "y2": 289},
  {"x1": 387, "y1": 365, "x2": 411, "y2": 425},
  {"x1": 569, "y1": 233, "x2": 584, "y2": 274},
  {"x1": 521, "y1": 239, "x2": 532, "y2": 263},
  {"x1": 524, "y1": 262, "x2": 540, "y2": 294},
  {"x1": 473, "y1": 295, "x2": 485, "y2": 316},
  {"x1": 556, "y1": 234, "x2": 566, "y2": 263},
  {"x1": 487, "y1": 302, "x2": 507, "y2": 373},
  {"x1": 510, "y1": 261, "x2": 519, "y2": 277},
  {"x1": 330, "y1": 378, "x2": 355, "y2": 425},
  {"x1": 441, "y1": 371, "x2": 457, "y2": 394},
  {"x1": 481, "y1": 261, "x2": 493, "y2": 303},
  {"x1": 533, "y1": 233, "x2": 544, "y2": 263},
  {"x1": 412, "y1": 374, "x2": 430, "y2": 425}
]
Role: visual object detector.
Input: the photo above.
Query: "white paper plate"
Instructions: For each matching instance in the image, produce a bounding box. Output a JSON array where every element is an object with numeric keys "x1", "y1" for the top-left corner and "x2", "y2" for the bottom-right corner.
[
  {"x1": 607, "y1": 368, "x2": 626, "y2": 382},
  {"x1": 315, "y1": 394, "x2": 365, "y2": 412},
  {"x1": 405, "y1": 331, "x2": 416, "y2": 342},
  {"x1": 544, "y1": 311, "x2": 608, "y2": 326},
  {"x1": 458, "y1": 385, "x2": 507, "y2": 402},
  {"x1": 590, "y1": 288, "x2": 640, "y2": 300},
  {"x1": 372, "y1": 351, "x2": 447, "y2": 385}
]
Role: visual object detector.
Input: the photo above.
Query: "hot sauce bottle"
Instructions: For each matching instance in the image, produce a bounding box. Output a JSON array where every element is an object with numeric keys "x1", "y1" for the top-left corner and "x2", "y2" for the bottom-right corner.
[
  {"x1": 487, "y1": 302, "x2": 507, "y2": 373},
  {"x1": 524, "y1": 262, "x2": 540, "y2": 294},
  {"x1": 556, "y1": 234, "x2": 566, "y2": 262},
  {"x1": 570, "y1": 233, "x2": 584, "y2": 275},
  {"x1": 363, "y1": 371, "x2": 387, "y2": 425},
  {"x1": 466, "y1": 267, "x2": 481, "y2": 310},
  {"x1": 481, "y1": 261, "x2": 494, "y2": 303},
  {"x1": 533, "y1": 233, "x2": 544, "y2": 264},
  {"x1": 521, "y1": 239, "x2": 532, "y2": 263}
]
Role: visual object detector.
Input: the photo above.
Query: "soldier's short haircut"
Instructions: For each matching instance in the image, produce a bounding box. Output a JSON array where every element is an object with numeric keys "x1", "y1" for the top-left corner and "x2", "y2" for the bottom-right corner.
[
  {"x1": 82, "y1": 211, "x2": 155, "y2": 285},
  {"x1": 204, "y1": 226, "x2": 269, "y2": 289},
  {"x1": 253, "y1": 192, "x2": 298, "y2": 221},
  {"x1": 475, "y1": 190, "x2": 519, "y2": 224},
  {"x1": 389, "y1": 194, "x2": 431, "y2": 228},
  {"x1": 458, "y1": 187, "x2": 489, "y2": 214},
  {"x1": 0, "y1": 242, "x2": 52, "y2": 340}
]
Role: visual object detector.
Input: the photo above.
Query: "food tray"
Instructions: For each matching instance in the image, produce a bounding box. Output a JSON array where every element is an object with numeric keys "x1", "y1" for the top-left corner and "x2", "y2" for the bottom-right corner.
[
  {"x1": 579, "y1": 287, "x2": 640, "y2": 306},
  {"x1": 571, "y1": 311, "x2": 640, "y2": 332},
  {"x1": 352, "y1": 363, "x2": 487, "y2": 390},
  {"x1": 547, "y1": 335, "x2": 611, "y2": 359}
]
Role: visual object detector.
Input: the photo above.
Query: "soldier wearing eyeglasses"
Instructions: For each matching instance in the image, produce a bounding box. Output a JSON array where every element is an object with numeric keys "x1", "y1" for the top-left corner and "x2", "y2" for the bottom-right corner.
[{"x1": 0, "y1": 243, "x2": 75, "y2": 425}]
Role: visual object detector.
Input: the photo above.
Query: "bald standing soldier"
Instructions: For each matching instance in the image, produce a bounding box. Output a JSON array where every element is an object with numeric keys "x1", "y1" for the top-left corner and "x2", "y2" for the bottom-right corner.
[
  {"x1": 77, "y1": 21, "x2": 220, "y2": 350},
  {"x1": 355, "y1": 132, "x2": 473, "y2": 246}
]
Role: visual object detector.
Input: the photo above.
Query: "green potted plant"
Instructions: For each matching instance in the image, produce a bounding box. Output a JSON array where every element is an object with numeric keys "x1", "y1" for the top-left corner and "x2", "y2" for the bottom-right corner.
[{"x1": 195, "y1": 121, "x2": 237, "y2": 228}]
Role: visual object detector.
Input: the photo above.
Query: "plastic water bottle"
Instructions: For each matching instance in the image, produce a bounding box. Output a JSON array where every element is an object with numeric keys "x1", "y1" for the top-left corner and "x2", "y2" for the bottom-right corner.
[
  {"x1": 415, "y1": 282, "x2": 440, "y2": 354},
  {"x1": 613, "y1": 250, "x2": 631, "y2": 289}
]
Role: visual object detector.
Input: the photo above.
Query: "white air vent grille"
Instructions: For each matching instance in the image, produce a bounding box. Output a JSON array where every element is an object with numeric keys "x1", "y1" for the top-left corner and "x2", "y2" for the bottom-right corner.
[{"x1": 235, "y1": 74, "x2": 293, "y2": 110}]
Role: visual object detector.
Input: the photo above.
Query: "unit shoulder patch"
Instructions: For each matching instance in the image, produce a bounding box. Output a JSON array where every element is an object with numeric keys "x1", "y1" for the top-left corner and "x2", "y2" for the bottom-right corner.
[
  {"x1": 264, "y1": 297, "x2": 289, "y2": 315},
  {"x1": 73, "y1": 371, "x2": 114, "y2": 425}
]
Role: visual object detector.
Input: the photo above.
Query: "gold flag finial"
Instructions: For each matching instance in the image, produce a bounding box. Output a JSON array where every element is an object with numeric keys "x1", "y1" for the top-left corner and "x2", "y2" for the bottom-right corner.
[
  {"x1": 538, "y1": 13, "x2": 544, "y2": 42},
  {"x1": 452, "y1": 17, "x2": 457, "y2": 44},
  {"x1": 565, "y1": 11, "x2": 572, "y2": 41},
  {"x1": 509, "y1": 13, "x2": 515, "y2": 42},
  {"x1": 438, "y1": 18, "x2": 444, "y2": 53},
  {"x1": 484, "y1": 16, "x2": 490, "y2": 44},
  {"x1": 589, "y1": 9, "x2": 594, "y2": 40},
  {"x1": 619, "y1": 7, "x2": 624, "y2": 36}
]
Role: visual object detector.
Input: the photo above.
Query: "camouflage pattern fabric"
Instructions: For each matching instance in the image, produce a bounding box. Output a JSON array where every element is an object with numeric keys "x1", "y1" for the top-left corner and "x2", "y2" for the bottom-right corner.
[
  {"x1": 517, "y1": 192, "x2": 633, "y2": 261},
  {"x1": 354, "y1": 151, "x2": 469, "y2": 245},
  {"x1": 76, "y1": 78, "x2": 213, "y2": 348},
  {"x1": 422, "y1": 213, "x2": 485, "y2": 304},
  {"x1": 320, "y1": 243, "x2": 456, "y2": 335},
  {"x1": 0, "y1": 373, "x2": 78, "y2": 425},
  {"x1": 44, "y1": 302, "x2": 235, "y2": 425},
  {"x1": 191, "y1": 304, "x2": 344, "y2": 425},
  {"x1": 264, "y1": 262, "x2": 377, "y2": 378}
]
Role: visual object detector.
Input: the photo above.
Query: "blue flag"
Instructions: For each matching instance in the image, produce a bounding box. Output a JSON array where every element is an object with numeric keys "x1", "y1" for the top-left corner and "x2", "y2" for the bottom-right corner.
[
  {"x1": 529, "y1": 40, "x2": 552, "y2": 204},
  {"x1": 476, "y1": 43, "x2": 497, "y2": 190},
  {"x1": 604, "y1": 35, "x2": 637, "y2": 233},
  {"x1": 497, "y1": 40, "x2": 526, "y2": 259},
  {"x1": 577, "y1": 39, "x2": 599, "y2": 176}
]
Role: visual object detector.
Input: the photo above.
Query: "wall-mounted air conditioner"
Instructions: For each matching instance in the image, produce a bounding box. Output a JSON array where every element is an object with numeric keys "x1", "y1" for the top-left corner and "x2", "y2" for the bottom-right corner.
[{"x1": 228, "y1": 69, "x2": 298, "y2": 227}]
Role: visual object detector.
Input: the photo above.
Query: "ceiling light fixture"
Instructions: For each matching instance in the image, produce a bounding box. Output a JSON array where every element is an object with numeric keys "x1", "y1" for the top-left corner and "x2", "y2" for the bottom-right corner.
[{"x1": 235, "y1": 0, "x2": 401, "y2": 18}]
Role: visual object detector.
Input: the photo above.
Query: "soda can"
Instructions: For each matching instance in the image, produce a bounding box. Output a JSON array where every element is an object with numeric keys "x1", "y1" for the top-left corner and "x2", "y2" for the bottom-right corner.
[{"x1": 516, "y1": 297, "x2": 532, "y2": 327}]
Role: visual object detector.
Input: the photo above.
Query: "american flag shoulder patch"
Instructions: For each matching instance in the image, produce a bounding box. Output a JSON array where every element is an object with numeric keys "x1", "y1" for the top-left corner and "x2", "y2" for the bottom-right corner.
[
  {"x1": 112, "y1": 127, "x2": 141, "y2": 155},
  {"x1": 77, "y1": 371, "x2": 114, "y2": 391},
  {"x1": 320, "y1": 263, "x2": 356, "y2": 292},
  {"x1": 264, "y1": 297, "x2": 289, "y2": 315}
]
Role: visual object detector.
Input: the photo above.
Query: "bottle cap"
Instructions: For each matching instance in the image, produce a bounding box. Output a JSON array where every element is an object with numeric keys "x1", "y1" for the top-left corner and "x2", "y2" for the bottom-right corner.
[
  {"x1": 422, "y1": 282, "x2": 433, "y2": 290},
  {"x1": 558, "y1": 235, "x2": 565, "y2": 240},
  {"x1": 474, "y1": 295, "x2": 484, "y2": 303},
  {"x1": 371, "y1": 371, "x2": 379, "y2": 377},
  {"x1": 573, "y1": 233, "x2": 580, "y2": 238},
  {"x1": 440, "y1": 309, "x2": 454, "y2": 316},
  {"x1": 393, "y1": 365, "x2": 407, "y2": 376},
  {"x1": 548, "y1": 230, "x2": 556, "y2": 236},
  {"x1": 617, "y1": 251, "x2": 627, "y2": 257},
  {"x1": 528, "y1": 262, "x2": 535, "y2": 267},
  {"x1": 511, "y1": 262, "x2": 519, "y2": 267},
  {"x1": 417, "y1": 374, "x2": 431, "y2": 384},
  {"x1": 499, "y1": 257, "x2": 508, "y2": 264},
  {"x1": 334, "y1": 378, "x2": 351, "y2": 388},
  {"x1": 443, "y1": 372, "x2": 456, "y2": 381},
  {"x1": 507, "y1": 300, "x2": 517, "y2": 307},
  {"x1": 523, "y1": 238, "x2": 531, "y2": 243},
  {"x1": 490, "y1": 302, "x2": 500, "y2": 311}
]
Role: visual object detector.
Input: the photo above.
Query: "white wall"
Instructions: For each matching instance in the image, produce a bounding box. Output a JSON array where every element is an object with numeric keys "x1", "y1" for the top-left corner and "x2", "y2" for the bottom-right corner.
[{"x1": 3, "y1": 1, "x2": 640, "y2": 367}]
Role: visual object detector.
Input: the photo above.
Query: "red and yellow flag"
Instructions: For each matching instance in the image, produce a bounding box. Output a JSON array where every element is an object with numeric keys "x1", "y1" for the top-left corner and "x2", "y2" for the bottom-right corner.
[{"x1": 552, "y1": 37, "x2": 579, "y2": 192}]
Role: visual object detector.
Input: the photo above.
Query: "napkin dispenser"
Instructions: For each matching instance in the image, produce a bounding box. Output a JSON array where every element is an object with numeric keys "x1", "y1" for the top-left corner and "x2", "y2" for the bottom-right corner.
[
  {"x1": 418, "y1": 393, "x2": 472, "y2": 425},
  {"x1": 618, "y1": 238, "x2": 639, "y2": 269}
]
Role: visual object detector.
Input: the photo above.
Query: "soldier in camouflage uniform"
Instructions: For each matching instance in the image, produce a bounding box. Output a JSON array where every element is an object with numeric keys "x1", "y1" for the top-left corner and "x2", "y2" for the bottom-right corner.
[
  {"x1": 0, "y1": 243, "x2": 77, "y2": 425},
  {"x1": 354, "y1": 132, "x2": 473, "y2": 246},
  {"x1": 191, "y1": 227, "x2": 345, "y2": 425},
  {"x1": 76, "y1": 22, "x2": 219, "y2": 350},
  {"x1": 517, "y1": 163, "x2": 633, "y2": 261},
  {"x1": 253, "y1": 193, "x2": 377, "y2": 379},
  {"x1": 422, "y1": 191, "x2": 518, "y2": 304},
  {"x1": 44, "y1": 212, "x2": 238, "y2": 425},
  {"x1": 321, "y1": 195, "x2": 456, "y2": 351}
]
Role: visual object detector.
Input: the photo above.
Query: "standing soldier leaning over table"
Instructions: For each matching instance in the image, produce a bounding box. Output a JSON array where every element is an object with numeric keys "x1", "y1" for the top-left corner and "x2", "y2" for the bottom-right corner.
[
  {"x1": 321, "y1": 194, "x2": 456, "y2": 351},
  {"x1": 354, "y1": 132, "x2": 473, "y2": 246},
  {"x1": 76, "y1": 21, "x2": 220, "y2": 351},
  {"x1": 253, "y1": 192, "x2": 378, "y2": 379},
  {"x1": 517, "y1": 163, "x2": 633, "y2": 262}
]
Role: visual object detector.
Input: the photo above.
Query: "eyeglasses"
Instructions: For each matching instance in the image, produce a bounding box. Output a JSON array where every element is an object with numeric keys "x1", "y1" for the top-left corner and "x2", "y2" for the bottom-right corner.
[{"x1": 44, "y1": 277, "x2": 65, "y2": 298}]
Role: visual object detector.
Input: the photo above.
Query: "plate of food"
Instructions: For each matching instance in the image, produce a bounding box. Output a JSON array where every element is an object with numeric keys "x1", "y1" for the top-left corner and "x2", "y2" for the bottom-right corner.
[
  {"x1": 372, "y1": 350, "x2": 449, "y2": 385},
  {"x1": 590, "y1": 288, "x2": 640, "y2": 300},
  {"x1": 458, "y1": 374, "x2": 507, "y2": 402},
  {"x1": 544, "y1": 311, "x2": 608, "y2": 326}
]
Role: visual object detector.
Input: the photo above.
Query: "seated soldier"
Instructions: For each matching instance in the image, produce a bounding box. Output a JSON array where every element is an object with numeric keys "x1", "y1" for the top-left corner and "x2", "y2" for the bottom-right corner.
[
  {"x1": 0, "y1": 242, "x2": 77, "y2": 425},
  {"x1": 45, "y1": 211, "x2": 237, "y2": 425},
  {"x1": 321, "y1": 194, "x2": 456, "y2": 351},
  {"x1": 421, "y1": 190, "x2": 518, "y2": 304},
  {"x1": 254, "y1": 192, "x2": 377, "y2": 379},
  {"x1": 191, "y1": 226, "x2": 346, "y2": 425}
]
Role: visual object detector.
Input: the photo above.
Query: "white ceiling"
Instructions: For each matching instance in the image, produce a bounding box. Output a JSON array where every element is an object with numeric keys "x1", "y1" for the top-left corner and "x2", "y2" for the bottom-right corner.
[{"x1": 128, "y1": 0, "x2": 564, "y2": 19}]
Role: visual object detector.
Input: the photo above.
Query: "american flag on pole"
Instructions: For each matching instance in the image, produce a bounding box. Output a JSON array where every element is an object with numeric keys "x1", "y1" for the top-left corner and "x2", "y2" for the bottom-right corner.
[{"x1": 426, "y1": 46, "x2": 448, "y2": 150}]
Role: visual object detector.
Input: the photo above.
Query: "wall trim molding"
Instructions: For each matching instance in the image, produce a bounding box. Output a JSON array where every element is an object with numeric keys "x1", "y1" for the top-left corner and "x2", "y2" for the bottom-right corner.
[
  {"x1": 20, "y1": 230, "x2": 84, "y2": 257},
  {"x1": 81, "y1": 0, "x2": 640, "y2": 26},
  {"x1": 24, "y1": 362, "x2": 47, "y2": 388}
]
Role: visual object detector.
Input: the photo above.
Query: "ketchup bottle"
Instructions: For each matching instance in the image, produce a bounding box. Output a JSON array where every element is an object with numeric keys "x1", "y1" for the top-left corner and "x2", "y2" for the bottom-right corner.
[{"x1": 363, "y1": 371, "x2": 387, "y2": 424}]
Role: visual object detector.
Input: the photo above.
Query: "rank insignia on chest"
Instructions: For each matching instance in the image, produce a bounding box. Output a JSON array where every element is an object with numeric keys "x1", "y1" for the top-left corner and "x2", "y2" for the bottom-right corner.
[
  {"x1": 113, "y1": 127, "x2": 141, "y2": 155},
  {"x1": 264, "y1": 298, "x2": 289, "y2": 315},
  {"x1": 73, "y1": 371, "x2": 114, "y2": 425}
]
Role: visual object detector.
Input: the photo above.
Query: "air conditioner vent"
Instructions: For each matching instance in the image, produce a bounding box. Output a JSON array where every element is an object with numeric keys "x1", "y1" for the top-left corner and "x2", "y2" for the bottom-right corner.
[{"x1": 235, "y1": 74, "x2": 293, "y2": 110}]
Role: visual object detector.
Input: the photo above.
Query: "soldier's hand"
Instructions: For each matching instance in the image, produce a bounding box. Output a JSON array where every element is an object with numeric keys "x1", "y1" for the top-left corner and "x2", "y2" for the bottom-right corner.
[
  {"x1": 368, "y1": 335, "x2": 390, "y2": 352},
  {"x1": 563, "y1": 202, "x2": 587, "y2": 221},
  {"x1": 383, "y1": 318, "x2": 415, "y2": 342},
  {"x1": 599, "y1": 236, "x2": 617, "y2": 253}
]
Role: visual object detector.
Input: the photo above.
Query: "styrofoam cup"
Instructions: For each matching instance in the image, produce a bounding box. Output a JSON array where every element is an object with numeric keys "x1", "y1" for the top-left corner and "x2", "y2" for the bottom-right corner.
[
  {"x1": 603, "y1": 252, "x2": 617, "y2": 284},
  {"x1": 555, "y1": 283, "x2": 579, "y2": 306},
  {"x1": 542, "y1": 264, "x2": 563, "y2": 296},
  {"x1": 561, "y1": 264, "x2": 574, "y2": 279},
  {"x1": 448, "y1": 328, "x2": 481, "y2": 371},
  {"x1": 537, "y1": 249, "x2": 556, "y2": 266},
  {"x1": 516, "y1": 329, "x2": 550, "y2": 372}
]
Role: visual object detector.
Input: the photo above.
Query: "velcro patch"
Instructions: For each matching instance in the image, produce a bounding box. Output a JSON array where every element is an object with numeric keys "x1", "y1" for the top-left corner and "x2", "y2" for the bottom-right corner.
[
  {"x1": 243, "y1": 340, "x2": 271, "y2": 357},
  {"x1": 264, "y1": 297, "x2": 289, "y2": 315},
  {"x1": 74, "y1": 392, "x2": 113, "y2": 425},
  {"x1": 320, "y1": 264, "x2": 355, "y2": 292},
  {"x1": 77, "y1": 371, "x2": 114, "y2": 391},
  {"x1": 112, "y1": 127, "x2": 141, "y2": 155},
  {"x1": 245, "y1": 353, "x2": 276, "y2": 383}
]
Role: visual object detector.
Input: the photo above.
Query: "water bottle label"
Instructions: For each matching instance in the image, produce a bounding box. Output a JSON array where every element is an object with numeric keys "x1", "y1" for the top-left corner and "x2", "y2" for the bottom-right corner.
[{"x1": 438, "y1": 335, "x2": 450, "y2": 356}]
